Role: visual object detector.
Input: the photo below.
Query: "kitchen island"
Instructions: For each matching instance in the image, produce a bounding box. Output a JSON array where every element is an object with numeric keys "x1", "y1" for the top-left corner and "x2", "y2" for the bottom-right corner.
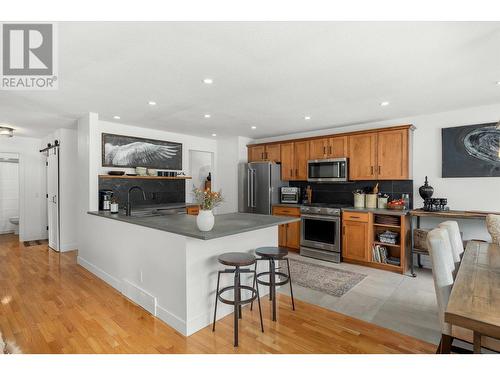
[{"x1": 78, "y1": 211, "x2": 299, "y2": 336}]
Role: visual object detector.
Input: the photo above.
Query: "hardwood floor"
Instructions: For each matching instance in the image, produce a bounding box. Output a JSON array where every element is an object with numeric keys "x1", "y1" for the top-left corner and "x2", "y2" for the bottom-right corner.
[{"x1": 0, "y1": 234, "x2": 435, "y2": 354}]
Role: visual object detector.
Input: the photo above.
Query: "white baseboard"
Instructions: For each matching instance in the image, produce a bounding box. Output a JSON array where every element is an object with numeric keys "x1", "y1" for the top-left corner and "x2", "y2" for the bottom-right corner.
[
  {"x1": 156, "y1": 305, "x2": 187, "y2": 336},
  {"x1": 60, "y1": 242, "x2": 78, "y2": 252},
  {"x1": 121, "y1": 279, "x2": 157, "y2": 316},
  {"x1": 0, "y1": 230, "x2": 14, "y2": 234},
  {"x1": 77, "y1": 256, "x2": 122, "y2": 291}
]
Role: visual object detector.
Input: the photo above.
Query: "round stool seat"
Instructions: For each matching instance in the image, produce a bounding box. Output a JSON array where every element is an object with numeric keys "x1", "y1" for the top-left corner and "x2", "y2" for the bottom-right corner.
[
  {"x1": 218, "y1": 252, "x2": 256, "y2": 267},
  {"x1": 255, "y1": 246, "x2": 289, "y2": 259}
]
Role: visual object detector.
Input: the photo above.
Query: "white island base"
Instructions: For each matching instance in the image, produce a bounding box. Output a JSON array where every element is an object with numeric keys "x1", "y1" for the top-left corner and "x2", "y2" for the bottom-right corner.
[{"x1": 78, "y1": 214, "x2": 279, "y2": 336}]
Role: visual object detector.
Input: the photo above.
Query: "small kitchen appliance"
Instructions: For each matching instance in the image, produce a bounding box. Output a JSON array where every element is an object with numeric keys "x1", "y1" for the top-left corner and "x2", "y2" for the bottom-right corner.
[
  {"x1": 307, "y1": 158, "x2": 348, "y2": 182},
  {"x1": 280, "y1": 187, "x2": 300, "y2": 204}
]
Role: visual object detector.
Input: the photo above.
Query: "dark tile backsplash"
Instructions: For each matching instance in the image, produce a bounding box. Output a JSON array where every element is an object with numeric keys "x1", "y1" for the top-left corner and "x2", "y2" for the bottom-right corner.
[
  {"x1": 99, "y1": 177, "x2": 185, "y2": 207},
  {"x1": 289, "y1": 180, "x2": 414, "y2": 208}
]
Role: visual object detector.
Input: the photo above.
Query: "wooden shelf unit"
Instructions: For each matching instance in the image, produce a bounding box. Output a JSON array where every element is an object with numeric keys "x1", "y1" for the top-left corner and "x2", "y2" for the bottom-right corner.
[
  {"x1": 343, "y1": 210, "x2": 410, "y2": 275},
  {"x1": 99, "y1": 175, "x2": 192, "y2": 180}
]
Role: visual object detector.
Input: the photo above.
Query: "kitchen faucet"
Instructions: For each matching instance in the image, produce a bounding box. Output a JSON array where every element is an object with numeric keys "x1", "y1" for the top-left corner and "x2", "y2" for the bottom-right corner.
[{"x1": 125, "y1": 186, "x2": 147, "y2": 216}]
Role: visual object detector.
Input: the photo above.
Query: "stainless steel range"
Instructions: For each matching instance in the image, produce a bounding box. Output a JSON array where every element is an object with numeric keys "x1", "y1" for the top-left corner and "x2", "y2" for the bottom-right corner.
[{"x1": 300, "y1": 203, "x2": 347, "y2": 263}]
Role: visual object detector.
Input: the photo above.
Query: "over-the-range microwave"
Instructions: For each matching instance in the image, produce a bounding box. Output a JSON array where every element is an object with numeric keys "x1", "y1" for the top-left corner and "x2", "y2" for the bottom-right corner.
[{"x1": 307, "y1": 158, "x2": 348, "y2": 182}]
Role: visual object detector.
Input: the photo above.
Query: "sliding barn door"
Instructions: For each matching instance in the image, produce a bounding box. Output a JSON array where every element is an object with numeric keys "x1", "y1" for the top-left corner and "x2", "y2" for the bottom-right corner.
[{"x1": 47, "y1": 148, "x2": 60, "y2": 251}]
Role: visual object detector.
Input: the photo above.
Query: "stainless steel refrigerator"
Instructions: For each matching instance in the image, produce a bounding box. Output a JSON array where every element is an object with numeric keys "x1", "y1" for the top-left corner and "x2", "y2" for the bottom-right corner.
[{"x1": 238, "y1": 161, "x2": 287, "y2": 215}]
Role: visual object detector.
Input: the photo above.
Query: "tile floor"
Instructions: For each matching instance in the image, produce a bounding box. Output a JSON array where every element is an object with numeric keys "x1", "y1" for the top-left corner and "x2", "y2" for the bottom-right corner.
[{"x1": 278, "y1": 253, "x2": 441, "y2": 344}]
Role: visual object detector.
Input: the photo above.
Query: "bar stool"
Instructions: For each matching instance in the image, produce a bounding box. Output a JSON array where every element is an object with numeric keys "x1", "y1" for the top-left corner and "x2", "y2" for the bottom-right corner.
[
  {"x1": 212, "y1": 252, "x2": 264, "y2": 347},
  {"x1": 250, "y1": 246, "x2": 295, "y2": 321}
]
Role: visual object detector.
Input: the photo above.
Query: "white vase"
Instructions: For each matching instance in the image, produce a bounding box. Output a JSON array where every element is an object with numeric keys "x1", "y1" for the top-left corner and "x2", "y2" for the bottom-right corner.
[{"x1": 196, "y1": 209, "x2": 215, "y2": 232}]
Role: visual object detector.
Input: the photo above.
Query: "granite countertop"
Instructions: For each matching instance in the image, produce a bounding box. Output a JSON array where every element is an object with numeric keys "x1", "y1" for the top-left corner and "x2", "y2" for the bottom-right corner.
[
  {"x1": 88, "y1": 211, "x2": 300, "y2": 240},
  {"x1": 342, "y1": 207, "x2": 409, "y2": 216}
]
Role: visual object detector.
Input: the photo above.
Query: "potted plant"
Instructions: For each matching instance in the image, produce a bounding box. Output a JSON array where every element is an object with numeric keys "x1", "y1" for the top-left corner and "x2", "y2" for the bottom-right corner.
[{"x1": 192, "y1": 187, "x2": 223, "y2": 231}]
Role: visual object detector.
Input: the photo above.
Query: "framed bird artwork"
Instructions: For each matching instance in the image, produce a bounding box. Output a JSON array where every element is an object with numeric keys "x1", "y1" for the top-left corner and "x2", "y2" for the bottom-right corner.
[{"x1": 102, "y1": 133, "x2": 182, "y2": 170}]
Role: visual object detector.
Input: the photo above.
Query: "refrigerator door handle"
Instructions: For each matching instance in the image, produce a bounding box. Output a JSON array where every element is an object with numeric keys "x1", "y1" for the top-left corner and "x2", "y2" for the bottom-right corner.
[
  {"x1": 251, "y1": 169, "x2": 256, "y2": 207},
  {"x1": 247, "y1": 168, "x2": 252, "y2": 208}
]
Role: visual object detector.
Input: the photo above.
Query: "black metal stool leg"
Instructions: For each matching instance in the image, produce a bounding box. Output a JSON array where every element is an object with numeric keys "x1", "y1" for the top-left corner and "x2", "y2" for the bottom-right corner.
[
  {"x1": 212, "y1": 271, "x2": 222, "y2": 331},
  {"x1": 254, "y1": 270, "x2": 264, "y2": 332},
  {"x1": 250, "y1": 260, "x2": 257, "y2": 311},
  {"x1": 234, "y1": 266, "x2": 240, "y2": 346},
  {"x1": 286, "y1": 258, "x2": 295, "y2": 311},
  {"x1": 268, "y1": 259, "x2": 273, "y2": 301},
  {"x1": 270, "y1": 258, "x2": 276, "y2": 321}
]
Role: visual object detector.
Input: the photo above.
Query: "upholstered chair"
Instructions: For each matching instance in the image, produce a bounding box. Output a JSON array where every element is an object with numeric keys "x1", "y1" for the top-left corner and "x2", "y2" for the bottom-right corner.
[
  {"x1": 486, "y1": 214, "x2": 500, "y2": 245},
  {"x1": 438, "y1": 221, "x2": 464, "y2": 274},
  {"x1": 427, "y1": 228, "x2": 500, "y2": 353}
]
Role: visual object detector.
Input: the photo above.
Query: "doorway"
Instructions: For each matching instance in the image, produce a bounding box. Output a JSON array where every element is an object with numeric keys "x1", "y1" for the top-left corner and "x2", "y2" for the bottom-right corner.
[
  {"x1": 188, "y1": 150, "x2": 214, "y2": 202},
  {"x1": 0, "y1": 152, "x2": 19, "y2": 236}
]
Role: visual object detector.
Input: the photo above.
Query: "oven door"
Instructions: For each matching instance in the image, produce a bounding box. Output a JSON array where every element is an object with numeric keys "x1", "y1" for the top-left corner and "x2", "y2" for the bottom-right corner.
[
  {"x1": 300, "y1": 214, "x2": 340, "y2": 252},
  {"x1": 307, "y1": 158, "x2": 347, "y2": 182}
]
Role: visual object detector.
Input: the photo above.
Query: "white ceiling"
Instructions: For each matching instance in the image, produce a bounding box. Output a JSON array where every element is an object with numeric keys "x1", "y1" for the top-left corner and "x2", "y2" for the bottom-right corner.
[{"x1": 2, "y1": 22, "x2": 500, "y2": 139}]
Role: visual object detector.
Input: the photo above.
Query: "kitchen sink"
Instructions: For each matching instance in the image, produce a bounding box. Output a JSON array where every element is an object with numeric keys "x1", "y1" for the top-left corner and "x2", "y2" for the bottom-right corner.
[{"x1": 131, "y1": 208, "x2": 186, "y2": 217}]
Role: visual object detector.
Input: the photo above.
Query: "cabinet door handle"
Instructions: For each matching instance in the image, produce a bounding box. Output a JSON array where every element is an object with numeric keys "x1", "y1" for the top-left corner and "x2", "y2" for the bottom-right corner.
[
  {"x1": 295, "y1": 168, "x2": 298, "y2": 177},
  {"x1": 323, "y1": 146, "x2": 326, "y2": 155},
  {"x1": 378, "y1": 166, "x2": 381, "y2": 174},
  {"x1": 371, "y1": 166, "x2": 374, "y2": 175},
  {"x1": 329, "y1": 146, "x2": 332, "y2": 154},
  {"x1": 261, "y1": 152, "x2": 264, "y2": 159},
  {"x1": 265, "y1": 152, "x2": 268, "y2": 159}
]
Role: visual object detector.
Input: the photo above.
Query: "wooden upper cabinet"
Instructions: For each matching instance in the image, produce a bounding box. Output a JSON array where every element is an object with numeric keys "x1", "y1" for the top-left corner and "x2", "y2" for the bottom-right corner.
[
  {"x1": 248, "y1": 144, "x2": 281, "y2": 162},
  {"x1": 348, "y1": 133, "x2": 377, "y2": 180},
  {"x1": 265, "y1": 144, "x2": 281, "y2": 163},
  {"x1": 294, "y1": 141, "x2": 309, "y2": 180},
  {"x1": 309, "y1": 138, "x2": 329, "y2": 160},
  {"x1": 248, "y1": 145, "x2": 265, "y2": 162},
  {"x1": 309, "y1": 136, "x2": 347, "y2": 160},
  {"x1": 280, "y1": 142, "x2": 295, "y2": 180},
  {"x1": 376, "y1": 129, "x2": 409, "y2": 180},
  {"x1": 330, "y1": 136, "x2": 347, "y2": 158}
]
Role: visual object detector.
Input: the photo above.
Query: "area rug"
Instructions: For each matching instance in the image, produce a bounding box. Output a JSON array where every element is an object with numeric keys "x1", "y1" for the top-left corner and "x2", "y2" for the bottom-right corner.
[
  {"x1": 286, "y1": 257, "x2": 366, "y2": 297},
  {"x1": 23, "y1": 239, "x2": 48, "y2": 247}
]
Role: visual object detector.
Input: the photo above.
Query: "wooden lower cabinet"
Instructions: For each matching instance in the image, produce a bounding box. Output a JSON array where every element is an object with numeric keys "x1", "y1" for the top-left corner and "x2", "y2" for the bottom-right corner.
[
  {"x1": 342, "y1": 220, "x2": 370, "y2": 262},
  {"x1": 342, "y1": 211, "x2": 409, "y2": 274},
  {"x1": 273, "y1": 206, "x2": 301, "y2": 251}
]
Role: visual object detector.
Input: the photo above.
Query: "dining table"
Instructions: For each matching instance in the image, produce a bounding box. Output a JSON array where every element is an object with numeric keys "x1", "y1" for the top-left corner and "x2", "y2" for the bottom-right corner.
[{"x1": 445, "y1": 240, "x2": 500, "y2": 353}]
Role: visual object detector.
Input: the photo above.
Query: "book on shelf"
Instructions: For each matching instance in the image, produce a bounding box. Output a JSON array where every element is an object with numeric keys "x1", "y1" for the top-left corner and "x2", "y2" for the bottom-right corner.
[{"x1": 372, "y1": 244, "x2": 389, "y2": 264}]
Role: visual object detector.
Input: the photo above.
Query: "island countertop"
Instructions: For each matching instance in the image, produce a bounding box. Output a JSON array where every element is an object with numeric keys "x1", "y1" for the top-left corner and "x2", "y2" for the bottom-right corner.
[{"x1": 87, "y1": 211, "x2": 300, "y2": 240}]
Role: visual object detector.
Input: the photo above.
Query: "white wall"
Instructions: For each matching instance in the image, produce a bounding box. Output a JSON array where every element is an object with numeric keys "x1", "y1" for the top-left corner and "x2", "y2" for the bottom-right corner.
[
  {"x1": 77, "y1": 113, "x2": 219, "y2": 213},
  {"x1": 0, "y1": 136, "x2": 46, "y2": 241},
  {"x1": 0, "y1": 154, "x2": 19, "y2": 234},
  {"x1": 253, "y1": 102, "x2": 500, "y2": 242},
  {"x1": 42, "y1": 128, "x2": 79, "y2": 251},
  {"x1": 215, "y1": 136, "x2": 251, "y2": 214}
]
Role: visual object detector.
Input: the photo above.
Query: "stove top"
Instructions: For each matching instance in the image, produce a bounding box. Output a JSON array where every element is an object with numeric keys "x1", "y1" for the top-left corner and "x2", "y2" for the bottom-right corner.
[
  {"x1": 300, "y1": 202, "x2": 348, "y2": 216},
  {"x1": 301, "y1": 202, "x2": 351, "y2": 209}
]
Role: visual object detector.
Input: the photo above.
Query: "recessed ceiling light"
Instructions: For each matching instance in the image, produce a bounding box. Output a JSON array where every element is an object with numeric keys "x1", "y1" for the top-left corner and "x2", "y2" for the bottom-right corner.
[
  {"x1": 113, "y1": 115, "x2": 121, "y2": 120},
  {"x1": 204, "y1": 114, "x2": 211, "y2": 118},
  {"x1": 203, "y1": 78, "x2": 213, "y2": 84},
  {"x1": 0, "y1": 126, "x2": 14, "y2": 138},
  {"x1": 148, "y1": 101, "x2": 157, "y2": 106},
  {"x1": 211, "y1": 133, "x2": 217, "y2": 137},
  {"x1": 496, "y1": 81, "x2": 500, "y2": 85},
  {"x1": 251, "y1": 126, "x2": 257, "y2": 130},
  {"x1": 380, "y1": 101, "x2": 390, "y2": 106},
  {"x1": 304, "y1": 116, "x2": 311, "y2": 120}
]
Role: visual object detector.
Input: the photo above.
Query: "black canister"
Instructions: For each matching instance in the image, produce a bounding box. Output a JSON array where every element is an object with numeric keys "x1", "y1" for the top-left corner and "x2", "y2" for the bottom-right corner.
[{"x1": 418, "y1": 176, "x2": 434, "y2": 200}]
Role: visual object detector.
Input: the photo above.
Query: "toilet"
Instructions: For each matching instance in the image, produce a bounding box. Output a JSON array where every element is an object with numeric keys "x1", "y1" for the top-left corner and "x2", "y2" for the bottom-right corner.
[{"x1": 9, "y1": 217, "x2": 19, "y2": 235}]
